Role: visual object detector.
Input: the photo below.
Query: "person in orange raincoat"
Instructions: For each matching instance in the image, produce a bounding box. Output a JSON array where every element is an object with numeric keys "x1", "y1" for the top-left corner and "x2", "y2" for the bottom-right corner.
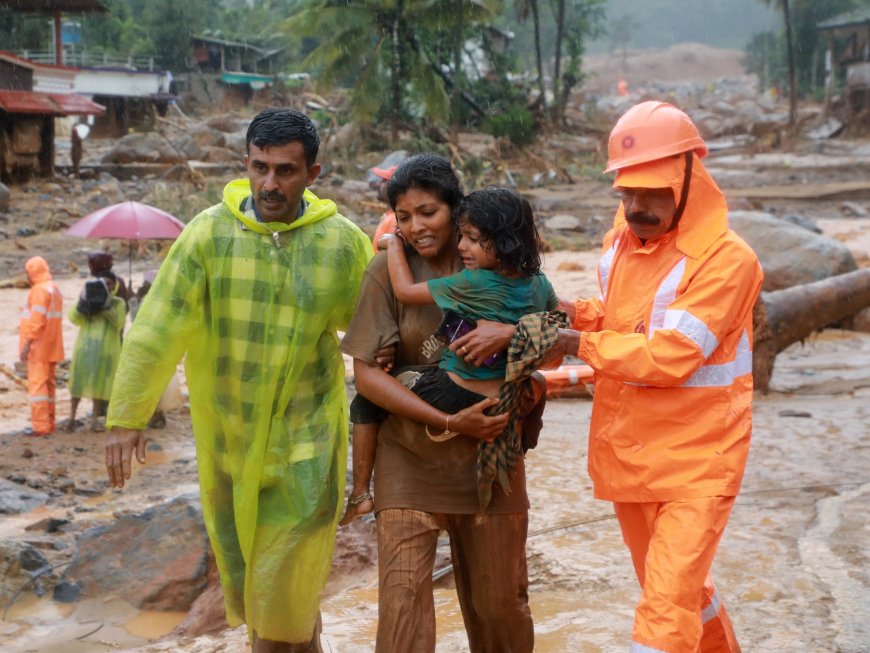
[
  {"x1": 19, "y1": 256, "x2": 64, "y2": 435},
  {"x1": 369, "y1": 163, "x2": 398, "y2": 252},
  {"x1": 552, "y1": 101, "x2": 763, "y2": 652}
]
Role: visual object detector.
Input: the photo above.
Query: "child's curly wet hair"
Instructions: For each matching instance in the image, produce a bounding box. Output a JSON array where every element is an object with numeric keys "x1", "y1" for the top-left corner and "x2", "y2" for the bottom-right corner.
[{"x1": 458, "y1": 188, "x2": 543, "y2": 276}]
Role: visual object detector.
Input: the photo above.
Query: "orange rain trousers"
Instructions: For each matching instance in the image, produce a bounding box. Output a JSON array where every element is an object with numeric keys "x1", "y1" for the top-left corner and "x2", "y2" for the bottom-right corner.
[
  {"x1": 27, "y1": 362, "x2": 57, "y2": 435},
  {"x1": 613, "y1": 497, "x2": 741, "y2": 653}
]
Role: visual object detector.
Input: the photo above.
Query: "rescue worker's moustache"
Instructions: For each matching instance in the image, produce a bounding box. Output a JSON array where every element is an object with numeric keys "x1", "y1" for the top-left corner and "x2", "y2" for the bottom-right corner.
[
  {"x1": 258, "y1": 190, "x2": 287, "y2": 203},
  {"x1": 626, "y1": 212, "x2": 660, "y2": 226}
]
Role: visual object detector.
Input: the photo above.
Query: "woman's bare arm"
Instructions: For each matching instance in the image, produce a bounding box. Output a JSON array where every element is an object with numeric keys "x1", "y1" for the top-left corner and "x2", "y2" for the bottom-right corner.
[{"x1": 354, "y1": 359, "x2": 508, "y2": 441}]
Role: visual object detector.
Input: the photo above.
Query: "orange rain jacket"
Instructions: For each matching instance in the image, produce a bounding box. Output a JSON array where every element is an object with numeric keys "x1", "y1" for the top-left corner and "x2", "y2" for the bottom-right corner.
[
  {"x1": 573, "y1": 156, "x2": 763, "y2": 502},
  {"x1": 20, "y1": 257, "x2": 64, "y2": 363}
]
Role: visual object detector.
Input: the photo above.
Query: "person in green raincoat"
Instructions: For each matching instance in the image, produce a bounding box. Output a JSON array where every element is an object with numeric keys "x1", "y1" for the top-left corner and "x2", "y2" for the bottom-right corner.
[
  {"x1": 104, "y1": 108, "x2": 372, "y2": 653},
  {"x1": 66, "y1": 271, "x2": 126, "y2": 432}
]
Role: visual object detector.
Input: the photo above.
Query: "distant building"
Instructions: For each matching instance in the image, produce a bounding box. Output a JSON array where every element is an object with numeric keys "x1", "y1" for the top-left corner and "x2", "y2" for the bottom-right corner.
[
  {"x1": 818, "y1": 8, "x2": 870, "y2": 124},
  {"x1": 0, "y1": 51, "x2": 104, "y2": 181},
  {"x1": 176, "y1": 35, "x2": 285, "y2": 109}
]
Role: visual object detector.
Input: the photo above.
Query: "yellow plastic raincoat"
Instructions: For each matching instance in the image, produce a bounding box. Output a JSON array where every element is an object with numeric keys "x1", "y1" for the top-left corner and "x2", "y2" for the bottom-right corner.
[
  {"x1": 68, "y1": 296, "x2": 126, "y2": 400},
  {"x1": 107, "y1": 179, "x2": 371, "y2": 642}
]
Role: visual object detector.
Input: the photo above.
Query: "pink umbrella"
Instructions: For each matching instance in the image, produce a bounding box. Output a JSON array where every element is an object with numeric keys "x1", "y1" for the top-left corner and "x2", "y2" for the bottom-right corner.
[{"x1": 65, "y1": 201, "x2": 186, "y2": 286}]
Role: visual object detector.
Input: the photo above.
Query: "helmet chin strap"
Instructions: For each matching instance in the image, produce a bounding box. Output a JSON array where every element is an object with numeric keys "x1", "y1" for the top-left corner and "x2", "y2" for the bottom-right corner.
[{"x1": 672, "y1": 151, "x2": 694, "y2": 227}]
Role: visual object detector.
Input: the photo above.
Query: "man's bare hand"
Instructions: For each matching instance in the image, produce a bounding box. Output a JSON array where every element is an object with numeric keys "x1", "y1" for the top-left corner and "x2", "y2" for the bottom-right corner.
[
  {"x1": 105, "y1": 427, "x2": 146, "y2": 488},
  {"x1": 450, "y1": 320, "x2": 514, "y2": 367},
  {"x1": 450, "y1": 397, "x2": 508, "y2": 443}
]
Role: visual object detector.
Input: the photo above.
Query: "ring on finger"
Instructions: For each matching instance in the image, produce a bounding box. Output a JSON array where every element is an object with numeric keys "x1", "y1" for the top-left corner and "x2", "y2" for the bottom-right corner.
[{"x1": 460, "y1": 346, "x2": 468, "y2": 355}]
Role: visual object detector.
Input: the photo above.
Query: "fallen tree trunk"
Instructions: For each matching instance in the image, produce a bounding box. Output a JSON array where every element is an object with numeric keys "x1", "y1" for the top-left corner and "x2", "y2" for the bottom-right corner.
[{"x1": 753, "y1": 268, "x2": 870, "y2": 392}]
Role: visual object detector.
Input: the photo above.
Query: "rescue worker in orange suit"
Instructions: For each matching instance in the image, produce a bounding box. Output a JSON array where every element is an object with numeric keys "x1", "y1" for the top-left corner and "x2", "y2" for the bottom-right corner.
[
  {"x1": 552, "y1": 101, "x2": 763, "y2": 652},
  {"x1": 369, "y1": 164, "x2": 398, "y2": 252},
  {"x1": 19, "y1": 256, "x2": 65, "y2": 436}
]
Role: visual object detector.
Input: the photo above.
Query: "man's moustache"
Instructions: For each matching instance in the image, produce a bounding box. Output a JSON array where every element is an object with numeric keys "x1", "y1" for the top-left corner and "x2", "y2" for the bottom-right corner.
[
  {"x1": 626, "y1": 212, "x2": 660, "y2": 226},
  {"x1": 258, "y1": 191, "x2": 287, "y2": 202}
]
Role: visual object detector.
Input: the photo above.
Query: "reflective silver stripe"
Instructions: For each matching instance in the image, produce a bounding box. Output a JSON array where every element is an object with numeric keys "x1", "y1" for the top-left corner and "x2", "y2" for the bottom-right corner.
[
  {"x1": 681, "y1": 329, "x2": 752, "y2": 388},
  {"x1": 46, "y1": 311, "x2": 65, "y2": 319},
  {"x1": 30, "y1": 305, "x2": 47, "y2": 314},
  {"x1": 626, "y1": 330, "x2": 752, "y2": 389},
  {"x1": 29, "y1": 395, "x2": 56, "y2": 403},
  {"x1": 631, "y1": 642, "x2": 669, "y2": 653},
  {"x1": 663, "y1": 309, "x2": 719, "y2": 359},
  {"x1": 648, "y1": 258, "x2": 686, "y2": 334},
  {"x1": 701, "y1": 588, "x2": 722, "y2": 624},
  {"x1": 599, "y1": 239, "x2": 618, "y2": 300}
]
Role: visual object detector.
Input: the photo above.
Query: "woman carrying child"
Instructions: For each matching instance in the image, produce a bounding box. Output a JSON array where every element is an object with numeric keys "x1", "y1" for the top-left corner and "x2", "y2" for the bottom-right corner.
[{"x1": 340, "y1": 154, "x2": 554, "y2": 652}]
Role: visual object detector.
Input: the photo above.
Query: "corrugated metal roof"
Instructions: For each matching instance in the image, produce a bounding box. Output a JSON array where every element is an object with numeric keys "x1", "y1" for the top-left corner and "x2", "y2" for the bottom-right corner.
[
  {"x1": 818, "y1": 8, "x2": 870, "y2": 31},
  {"x1": 0, "y1": 49, "x2": 78, "y2": 72},
  {"x1": 0, "y1": 0, "x2": 107, "y2": 13},
  {"x1": 0, "y1": 90, "x2": 105, "y2": 115}
]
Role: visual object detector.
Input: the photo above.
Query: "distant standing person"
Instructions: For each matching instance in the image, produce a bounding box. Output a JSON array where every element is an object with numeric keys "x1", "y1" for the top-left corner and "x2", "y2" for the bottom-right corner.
[
  {"x1": 66, "y1": 271, "x2": 126, "y2": 432},
  {"x1": 103, "y1": 108, "x2": 372, "y2": 652},
  {"x1": 87, "y1": 250, "x2": 132, "y2": 307},
  {"x1": 18, "y1": 256, "x2": 64, "y2": 436},
  {"x1": 70, "y1": 125, "x2": 83, "y2": 179}
]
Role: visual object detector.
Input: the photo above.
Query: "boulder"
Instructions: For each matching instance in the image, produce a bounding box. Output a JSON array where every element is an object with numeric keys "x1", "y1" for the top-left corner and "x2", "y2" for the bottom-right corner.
[
  {"x1": 206, "y1": 113, "x2": 247, "y2": 133},
  {"x1": 190, "y1": 126, "x2": 226, "y2": 149},
  {"x1": 200, "y1": 146, "x2": 242, "y2": 163},
  {"x1": 60, "y1": 494, "x2": 209, "y2": 610},
  {"x1": 0, "y1": 477, "x2": 49, "y2": 514},
  {"x1": 0, "y1": 539, "x2": 56, "y2": 607},
  {"x1": 544, "y1": 214, "x2": 585, "y2": 232},
  {"x1": 729, "y1": 211, "x2": 857, "y2": 291},
  {"x1": 101, "y1": 132, "x2": 185, "y2": 164},
  {"x1": 223, "y1": 130, "x2": 247, "y2": 155}
]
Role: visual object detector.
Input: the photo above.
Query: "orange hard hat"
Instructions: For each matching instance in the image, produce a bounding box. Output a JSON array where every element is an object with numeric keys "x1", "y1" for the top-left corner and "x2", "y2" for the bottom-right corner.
[{"x1": 604, "y1": 101, "x2": 708, "y2": 173}]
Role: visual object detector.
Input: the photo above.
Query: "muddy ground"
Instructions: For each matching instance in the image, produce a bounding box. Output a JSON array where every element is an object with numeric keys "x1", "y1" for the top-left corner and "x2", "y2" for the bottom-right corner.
[{"x1": 1, "y1": 75, "x2": 869, "y2": 652}]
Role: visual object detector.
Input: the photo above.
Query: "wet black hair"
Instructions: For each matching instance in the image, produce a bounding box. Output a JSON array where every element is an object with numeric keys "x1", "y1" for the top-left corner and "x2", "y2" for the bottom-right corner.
[
  {"x1": 458, "y1": 188, "x2": 543, "y2": 276},
  {"x1": 245, "y1": 107, "x2": 320, "y2": 166},
  {"x1": 386, "y1": 153, "x2": 464, "y2": 216}
]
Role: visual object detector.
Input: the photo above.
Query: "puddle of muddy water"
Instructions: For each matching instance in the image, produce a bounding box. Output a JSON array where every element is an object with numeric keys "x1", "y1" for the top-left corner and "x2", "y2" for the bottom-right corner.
[{"x1": 2, "y1": 595, "x2": 185, "y2": 653}]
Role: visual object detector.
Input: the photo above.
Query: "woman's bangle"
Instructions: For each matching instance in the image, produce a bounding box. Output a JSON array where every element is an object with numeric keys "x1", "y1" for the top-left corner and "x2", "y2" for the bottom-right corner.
[{"x1": 424, "y1": 414, "x2": 459, "y2": 442}]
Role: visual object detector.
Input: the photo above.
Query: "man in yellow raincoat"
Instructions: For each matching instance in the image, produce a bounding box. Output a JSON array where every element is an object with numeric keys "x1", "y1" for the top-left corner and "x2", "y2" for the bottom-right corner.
[
  {"x1": 104, "y1": 108, "x2": 372, "y2": 652},
  {"x1": 553, "y1": 102, "x2": 763, "y2": 652},
  {"x1": 19, "y1": 256, "x2": 64, "y2": 435}
]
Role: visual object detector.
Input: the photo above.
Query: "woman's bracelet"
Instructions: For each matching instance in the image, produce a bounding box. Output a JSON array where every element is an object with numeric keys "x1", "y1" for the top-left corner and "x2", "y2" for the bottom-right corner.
[{"x1": 424, "y1": 414, "x2": 459, "y2": 442}]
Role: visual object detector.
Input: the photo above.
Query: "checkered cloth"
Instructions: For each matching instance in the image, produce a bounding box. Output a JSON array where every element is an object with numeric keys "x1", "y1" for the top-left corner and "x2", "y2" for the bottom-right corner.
[{"x1": 478, "y1": 310, "x2": 569, "y2": 510}]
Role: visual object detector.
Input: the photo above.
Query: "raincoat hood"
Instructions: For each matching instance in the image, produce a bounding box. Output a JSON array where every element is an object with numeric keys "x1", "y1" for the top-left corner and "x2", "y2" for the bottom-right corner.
[
  {"x1": 222, "y1": 178, "x2": 338, "y2": 234},
  {"x1": 25, "y1": 256, "x2": 52, "y2": 284},
  {"x1": 613, "y1": 153, "x2": 728, "y2": 260}
]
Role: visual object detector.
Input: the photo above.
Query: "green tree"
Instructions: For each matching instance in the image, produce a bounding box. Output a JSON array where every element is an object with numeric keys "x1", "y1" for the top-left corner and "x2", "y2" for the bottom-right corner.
[
  {"x1": 287, "y1": 0, "x2": 495, "y2": 144},
  {"x1": 515, "y1": 0, "x2": 547, "y2": 111},
  {"x1": 754, "y1": 0, "x2": 859, "y2": 126},
  {"x1": 549, "y1": 0, "x2": 606, "y2": 124}
]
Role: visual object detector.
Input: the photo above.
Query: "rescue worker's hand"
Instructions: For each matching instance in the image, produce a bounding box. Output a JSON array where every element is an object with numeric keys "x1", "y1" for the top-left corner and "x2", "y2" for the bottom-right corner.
[
  {"x1": 374, "y1": 343, "x2": 397, "y2": 373},
  {"x1": 557, "y1": 297, "x2": 577, "y2": 323},
  {"x1": 551, "y1": 328, "x2": 582, "y2": 364},
  {"x1": 105, "y1": 427, "x2": 146, "y2": 489},
  {"x1": 19, "y1": 341, "x2": 31, "y2": 365},
  {"x1": 450, "y1": 397, "x2": 508, "y2": 443},
  {"x1": 450, "y1": 320, "x2": 515, "y2": 367}
]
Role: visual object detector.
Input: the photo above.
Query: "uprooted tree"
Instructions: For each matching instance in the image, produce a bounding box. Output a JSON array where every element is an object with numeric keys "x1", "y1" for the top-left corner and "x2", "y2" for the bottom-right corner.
[{"x1": 753, "y1": 268, "x2": 870, "y2": 392}]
